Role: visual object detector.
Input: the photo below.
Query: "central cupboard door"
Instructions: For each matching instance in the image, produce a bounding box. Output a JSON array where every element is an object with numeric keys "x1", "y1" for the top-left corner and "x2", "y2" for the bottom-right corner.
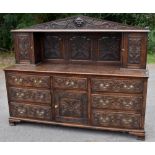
[{"x1": 54, "y1": 90, "x2": 88, "y2": 124}]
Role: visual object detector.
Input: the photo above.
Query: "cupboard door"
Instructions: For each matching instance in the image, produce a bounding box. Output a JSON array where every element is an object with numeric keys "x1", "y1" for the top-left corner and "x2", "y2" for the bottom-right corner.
[
  {"x1": 54, "y1": 90, "x2": 88, "y2": 124},
  {"x1": 13, "y1": 32, "x2": 34, "y2": 64},
  {"x1": 121, "y1": 32, "x2": 147, "y2": 69}
]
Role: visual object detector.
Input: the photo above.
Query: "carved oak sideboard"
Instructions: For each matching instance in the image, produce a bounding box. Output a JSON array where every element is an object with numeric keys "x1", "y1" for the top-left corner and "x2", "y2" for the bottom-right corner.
[{"x1": 4, "y1": 15, "x2": 149, "y2": 140}]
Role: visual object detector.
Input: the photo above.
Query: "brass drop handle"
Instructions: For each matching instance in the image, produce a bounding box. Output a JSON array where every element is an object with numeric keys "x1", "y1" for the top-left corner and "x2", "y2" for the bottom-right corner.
[
  {"x1": 14, "y1": 77, "x2": 23, "y2": 83},
  {"x1": 14, "y1": 78, "x2": 18, "y2": 82},
  {"x1": 40, "y1": 94, "x2": 44, "y2": 99},
  {"x1": 65, "y1": 81, "x2": 70, "y2": 86},
  {"x1": 16, "y1": 92, "x2": 24, "y2": 97},
  {"x1": 55, "y1": 105, "x2": 58, "y2": 109},
  {"x1": 70, "y1": 81, "x2": 75, "y2": 86},
  {"x1": 34, "y1": 79, "x2": 37, "y2": 83},
  {"x1": 36, "y1": 110, "x2": 45, "y2": 116},
  {"x1": 99, "y1": 83, "x2": 109, "y2": 88},
  {"x1": 121, "y1": 48, "x2": 125, "y2": 52}
]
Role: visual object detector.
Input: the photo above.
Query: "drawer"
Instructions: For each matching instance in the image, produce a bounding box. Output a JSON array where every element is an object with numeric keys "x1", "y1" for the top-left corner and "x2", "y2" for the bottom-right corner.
[
  {"x1": 10, "y1": 102, "x2": 52, "y2": 120},
  {"x1": 92, "y1": 94, "x2": 142, "y2": 111},
  {"x1": 92, "y1": 110, "x2": 141, "y2": 129},
  {"x1": 9, "y1": 87, "x2": 51, "y2": 104},
  {"x1": 53, "y1": 76, "x2": 87, "y2": 90},
  {"x1": 7, "y1": 73, "x2": 50, "y2": 88},
  {"x1": 91, "y1": 78, "x2": 143, "y2": 93}
]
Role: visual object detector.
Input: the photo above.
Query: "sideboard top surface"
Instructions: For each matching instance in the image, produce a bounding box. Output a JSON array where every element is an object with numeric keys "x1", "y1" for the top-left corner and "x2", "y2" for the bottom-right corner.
[
  {"x1": 4, "y1": 63, "x2": 149, "y2": 77},
  {"x1": 11, "y1": 15, "x2": 149, "y2": 32}
]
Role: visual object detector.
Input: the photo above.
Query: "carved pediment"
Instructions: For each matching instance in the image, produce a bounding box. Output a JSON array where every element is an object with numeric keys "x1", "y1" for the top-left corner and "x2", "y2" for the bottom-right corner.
[{"x1": 24, "y1": 15, "x2": 147, "y2": 30}]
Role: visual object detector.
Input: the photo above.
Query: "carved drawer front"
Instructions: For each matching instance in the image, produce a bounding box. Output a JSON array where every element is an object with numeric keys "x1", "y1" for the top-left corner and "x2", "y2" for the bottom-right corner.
[
  {"x1": 92, "y1": 110, "x2": 141, "y2": 129},
  {"x1": 9, "y1": 87, "x2": 51, "y2": 104},
  {"x1": 10, "y1": 102, "x2": 52, "y2": 120},
  {"x1": 91, "y1": 78, "x2": 143, "y2": 93},
  {"x1": 92, "y1": 94, "x2": 142, "y2": 111},
  {"x1": 53, "y1": 76, "x2": 87, "y2": 90},
  {"x1": 54, "y1": 90, "x2": 88, "y2": 124},
  {"x1": 7, "y1": 73, "x2": 50, "y2": 88}
]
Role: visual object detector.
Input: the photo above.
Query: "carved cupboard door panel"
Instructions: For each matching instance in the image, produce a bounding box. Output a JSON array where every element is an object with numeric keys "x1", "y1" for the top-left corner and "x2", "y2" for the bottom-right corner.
[
  {"x1": 121, "y1": 32, "x2": 147, "y2": 69},
  {"x1": 13, "y1": 32, "x2": 34, "y2": 64},
  {"x1": 54, "y1": 90, "x2": 88, "y2": 124},
  {"x1": 44, "y1": 33, "x2": 64, "y2": 60},
  {"x1": 68, "y1": 33, "x2": 92, "y2": 60},
  {"x1": 97, "y1": 33, "x2": 121, "y2": 61}
]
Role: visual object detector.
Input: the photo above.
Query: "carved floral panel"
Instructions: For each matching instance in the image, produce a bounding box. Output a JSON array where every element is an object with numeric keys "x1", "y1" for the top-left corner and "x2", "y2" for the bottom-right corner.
[
  {"x1": 7, "y1": 73, "x2": 50, "y2": 88},
  {"x1": 10, "y1": 102, "x2": 52, "y2": 120},
  {"x1": 91, "y1": 78, "x2": 143, "y2": 93},
  {"x1": 92, "y1": 94, "x2": 142, "y2": 111},
  {"x1": 98, "y1": 35, "x2": 120, "y2": 61},
  {"x1": 54, "y1": 90, "x2": 88, "y2": 124},
  {"x1": 53, "y1": 76, "x2": 87, "y2": 90},
  {"x1": 69, "y1": 35, "x2": 91, "y2": 60},
  {"x1": 128, "y1": 36, "x2": 142, "y2": 64},
  {"x1": 17, "y1": 33, "x2": 31, "y2": 60},
  {"x1": 44, "y1": 34, "x2": 63, "y2": 59},
  {"x1": 92, "y1": 110, "x2": 140, "y2": 129},
  {"x1": 9, "y1": 87, "x2": 51, "y2": 104}
]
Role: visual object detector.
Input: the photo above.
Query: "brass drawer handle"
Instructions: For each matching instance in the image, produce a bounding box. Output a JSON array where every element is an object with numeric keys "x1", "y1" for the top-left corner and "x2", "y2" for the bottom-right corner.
[
  {"x1": 70, "y1": 81, "x2": 75, "y2": 86},
  {"x1": 34, "y1": 79, "x2": 42, "y2": 84},
  {"x1": 65, "y1": 81, "x2": 70, "y2": 86},
  {"x1": 99, "y1": 83, "x2": 109, "y2": 88},
  {"x1": 65, "y1": 81, "x2": 75, "y2": 86},
  {"x1": 36, "y1": 110, "x2": 45, "y2": 116},
  {"x1": 55, "y1": 105, "x2": 59, "y2": 109},
  {"x1": 16, "y1": 92, "x2": 24, "y2": 97},
  {"x1": 14, "y1": 78, "x2": 23, "y2": 83},
  {"x1": 40, "y1": 94, "x2": 44, "y2": 99},
  {"x1": 17, "y1": 108, "x2": 26, "y2": 114}
]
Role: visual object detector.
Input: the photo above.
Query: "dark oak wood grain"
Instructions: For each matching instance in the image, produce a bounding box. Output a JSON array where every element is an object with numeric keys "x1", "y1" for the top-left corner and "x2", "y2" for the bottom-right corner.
[{"x1": 5, "y1": 16, "x2": 149, "y2": 140}]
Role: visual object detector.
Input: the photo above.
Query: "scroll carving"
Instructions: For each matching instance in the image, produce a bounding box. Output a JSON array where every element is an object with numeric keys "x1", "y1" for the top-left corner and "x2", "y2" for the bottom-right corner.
[
  {"x1": 92, "y1": 78, "x2": 143, "y2": 93},
  {"x1": 17, "y1": 34, "x2": 31, "y2": 60},
  {"x1": 7, "y1": 73, "x2": 50, "y2": 88},
  {"x1": 53, "y1": 76, "x2": 87, "y2": 90},
  {"x1": 92, "y1": 95, "x2": 142, "y2": 110},
  {"x1": 128, "y1": 36, "x2": 142, "y2": 64},
  {"x1": 10, "y1": 102, "x2": 52, "y2": 120},
  {"x1": 9, "y1": 87, "x2": 51, "y2": 104},
  {"x1": 92, "y1": 111, "x2": 140, "y2": 129}
]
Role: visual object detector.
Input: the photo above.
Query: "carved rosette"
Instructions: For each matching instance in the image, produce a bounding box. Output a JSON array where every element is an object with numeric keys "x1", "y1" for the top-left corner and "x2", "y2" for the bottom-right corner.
[
  {"x1": 10, "y1": 102, "x2": 52, "y2": 120},
  {"x1": 9, "y1": 87, "x2": 51, "y2": 104},
  {"x1": 128, "y1": 36, "x2": 142, "y2": 64},
  {"x1": 92, "y1": 111, "x2": 140, "y2": 129},
  {"x1": 92, "y1": 78, "x2": 143, "y2": 93},
  {"x1": 53, "y1": 76, "x2": 87, "y2": 90},
  {"x1": 7, "y1": 73, "x2": 50, "y2": 88},
  {"x1": 92, "y1": 95, "x2": 142, "y2": 111}
]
